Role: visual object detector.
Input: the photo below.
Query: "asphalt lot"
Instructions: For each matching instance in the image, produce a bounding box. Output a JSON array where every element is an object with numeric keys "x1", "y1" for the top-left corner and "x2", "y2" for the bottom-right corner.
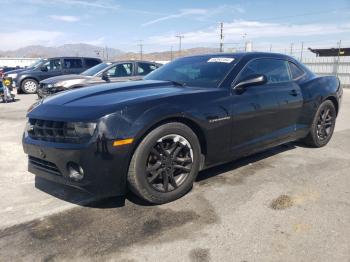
[{"x1": 0, "y1": 91, "x2": 350, "y2": 261}]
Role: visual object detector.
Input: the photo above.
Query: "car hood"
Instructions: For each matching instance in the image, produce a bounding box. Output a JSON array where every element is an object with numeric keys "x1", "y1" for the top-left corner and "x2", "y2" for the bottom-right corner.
[
  {"x1": 5, "y1": 68, "x2": 27, "y2": 75},
  {"x1": 28, "y1": 80, "x2": 216, "y2": 121},
  {"x1": 41, "y1": 74, "x2": 91, "y2": 84}
]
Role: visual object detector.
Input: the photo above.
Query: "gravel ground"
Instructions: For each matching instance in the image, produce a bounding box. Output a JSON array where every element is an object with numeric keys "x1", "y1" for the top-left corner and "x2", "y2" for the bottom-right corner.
[{"x1": 0, "y1": 91, "x2": 349, "y2": 262}]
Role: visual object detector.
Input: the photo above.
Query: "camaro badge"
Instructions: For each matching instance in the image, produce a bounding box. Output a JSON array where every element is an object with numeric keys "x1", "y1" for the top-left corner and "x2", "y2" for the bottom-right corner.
[{"x1": 208, "y1": 116, "x2": 231, "y2": 123}]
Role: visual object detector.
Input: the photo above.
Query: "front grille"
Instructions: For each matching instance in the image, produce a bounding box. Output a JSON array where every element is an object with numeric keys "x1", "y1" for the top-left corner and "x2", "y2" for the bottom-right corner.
[
  {"x1": 29, "y1": 156, "x2": 61, "y2": 176},
  {"x1": 28, "y1": 119, "x2": 80, "y2": 143}
]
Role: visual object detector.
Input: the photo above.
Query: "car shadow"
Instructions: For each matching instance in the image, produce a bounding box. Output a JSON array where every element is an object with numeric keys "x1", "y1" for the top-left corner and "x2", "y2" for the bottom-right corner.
[{"x1": 35, "y1": 142, "x2": 299, "y2": 209}]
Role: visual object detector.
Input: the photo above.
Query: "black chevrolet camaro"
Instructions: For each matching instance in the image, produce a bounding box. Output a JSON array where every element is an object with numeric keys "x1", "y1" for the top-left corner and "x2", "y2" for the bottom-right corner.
[{"x1": 23, "y1": 52, "x2": 342, "y2": 204}]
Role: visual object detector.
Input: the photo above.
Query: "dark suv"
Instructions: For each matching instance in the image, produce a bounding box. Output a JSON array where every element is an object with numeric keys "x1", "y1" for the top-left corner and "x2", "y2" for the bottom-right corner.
[{"x1": 5, "y1": 57, "x2": 102, "y2": 94}]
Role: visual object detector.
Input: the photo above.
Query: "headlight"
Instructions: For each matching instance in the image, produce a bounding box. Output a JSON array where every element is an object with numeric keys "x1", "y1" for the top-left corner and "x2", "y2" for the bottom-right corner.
[
  {"x1": 27, "y1": 100, "x2": 43, "y2": 113},
  {"x1": 25, "y1": 118, "x2": 34, "y2": 132},
  {"x1": 66, "y1": 122, "x2": 97, "y2": 137},
  {"x1": 7, "y1": 73, "x2": 17, "y2": 79}
]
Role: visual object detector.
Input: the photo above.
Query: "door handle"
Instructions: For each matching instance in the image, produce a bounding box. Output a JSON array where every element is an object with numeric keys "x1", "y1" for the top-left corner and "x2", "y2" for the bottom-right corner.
[{"x1": 289, "y1": 89, "x2": 298, "y2": 96}]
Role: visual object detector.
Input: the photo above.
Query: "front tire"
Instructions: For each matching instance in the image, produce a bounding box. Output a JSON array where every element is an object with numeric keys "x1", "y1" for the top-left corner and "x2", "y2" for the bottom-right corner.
[
  {"x1": 303, "y1": 100, "x2": 336, "y2": 147},
  {"x1": 127, "y1": 122, "x2": 201, "y2": 204},
  {"x1": 21, "y1": 79, "x2": 38, "y2": 94}
]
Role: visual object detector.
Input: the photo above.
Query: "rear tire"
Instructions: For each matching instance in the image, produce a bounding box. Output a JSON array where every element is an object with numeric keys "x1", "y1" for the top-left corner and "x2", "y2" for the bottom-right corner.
[
  {"x1": 21, "y1": 79, "x2": 38, "y2": 94},
  {"x1": 127, "y1": 122, "x2": 201, "y2": 204},
  {"x1": 303, "y1": 100, "x2": 336, "y2": 147}
]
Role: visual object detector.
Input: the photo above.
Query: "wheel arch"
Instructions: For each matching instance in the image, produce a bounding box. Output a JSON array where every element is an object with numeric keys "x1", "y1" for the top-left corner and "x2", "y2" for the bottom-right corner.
[{"x1": 324, "y1": 96, "x2": 339, "y2": 116}]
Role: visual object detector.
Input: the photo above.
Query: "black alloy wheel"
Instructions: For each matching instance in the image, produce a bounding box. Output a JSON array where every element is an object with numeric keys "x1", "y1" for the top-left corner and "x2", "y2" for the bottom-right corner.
[
  {"x1": 146, "y1": 134, "x2": 193, "y2": 193},
  {"x1": 316, "y1": 106, "x2": 334, "y2": 141},
  {"x1": 127, "y1": 122, "x2": 201, "y2": 204},
  {"x1": 303, "y1": 100, "x2": 336, "y2": 147}
]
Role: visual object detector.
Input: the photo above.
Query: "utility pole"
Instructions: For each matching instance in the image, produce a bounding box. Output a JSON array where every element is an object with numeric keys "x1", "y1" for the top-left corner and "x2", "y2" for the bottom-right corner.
[
  {"x1": 300, "y1": 42, "x2": 304, "y2": 62},
  {"x1": 170, "y1": 46, "x2": 173, "y2": 61},
  {"x1": 219, "y1": 22, "x2": 224, "y2": 52},
  {"x1": 105, "y1": 46, "x2": 109, "y2": 61},
  {"x1": 138, "y1": 40, "x2": 143, "y2": 60},
  {"x1": 176, "y1": 35, "x2": 184, "y2": 57},
  {"x1": 290, "y1": 43, "x2": 294, "y2": 56}
]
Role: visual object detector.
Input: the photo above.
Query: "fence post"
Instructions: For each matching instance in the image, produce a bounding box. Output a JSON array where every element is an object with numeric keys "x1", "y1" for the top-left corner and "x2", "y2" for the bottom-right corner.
[
  {"x1": 336, "y1": 40, "x2": 342, "y2": 77},
  {"x1": 300, "y1": 42, "x2": 304, "y2": 62}
]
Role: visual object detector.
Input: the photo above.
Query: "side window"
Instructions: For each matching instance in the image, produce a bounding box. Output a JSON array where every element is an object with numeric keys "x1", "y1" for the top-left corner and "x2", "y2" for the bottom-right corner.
[
  {"x1": 289, "y1": 62, "x2": 305, "y2": 80},
  {"x1": 137, "y1": 63, "x2": 158, "y2": 76},
  {"x1": 238, "y1": 58, "x2": 291, "y2": 84},
  {"x1": 63, "y1": 59, "x2": 83, "y2": 69},
  {"x1": 106, "y1": 63, "x2": 133, "y2": 77},
  {"x1": 43, "y1": 59, "x2": 61, "y2": 71},
  {"x1": 85, "y1": 58, "x2": 100, "y2": 68}
]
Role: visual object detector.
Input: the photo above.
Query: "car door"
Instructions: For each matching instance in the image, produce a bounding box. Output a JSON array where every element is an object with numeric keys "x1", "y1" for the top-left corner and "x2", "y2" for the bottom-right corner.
[
  {"x1": 230, "y1": 58, "x2": 302, "y2": 154},
  {"x1": 37, "y1": 58, "x2": 63, "y2": 81},
  {"x1": 104, "y1": 62, "x2": 134, "y2": 83},
  {"x1": 63, "y1": 58, "x2": 84, "y2": 75},
  {"x1": 135, "y1": 62, "x2": 159, "y2": 80}
]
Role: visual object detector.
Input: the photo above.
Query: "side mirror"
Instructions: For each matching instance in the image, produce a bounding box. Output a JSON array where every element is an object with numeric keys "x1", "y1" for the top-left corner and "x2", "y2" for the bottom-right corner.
[
  {"x1": 101, "y1": 71, "x2": 109, "y2": 81},
  {"x1": 233, "y1": 74, "x2": 267, "y2": 93},
  {"x1": 40, "y1": 66, "x2": 48, "y2": 72}
]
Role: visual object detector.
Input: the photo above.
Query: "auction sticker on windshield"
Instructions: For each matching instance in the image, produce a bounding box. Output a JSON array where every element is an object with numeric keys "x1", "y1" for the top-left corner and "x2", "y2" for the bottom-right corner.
[{"x1": 207, "y1": 57, "x2": 235, "y2": 63}]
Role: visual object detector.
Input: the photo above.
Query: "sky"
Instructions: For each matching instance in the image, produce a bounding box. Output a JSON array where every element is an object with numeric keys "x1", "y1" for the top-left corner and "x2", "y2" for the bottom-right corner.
[{"x1": 1, "y1": 0, "x2": 350, "y2": 53}]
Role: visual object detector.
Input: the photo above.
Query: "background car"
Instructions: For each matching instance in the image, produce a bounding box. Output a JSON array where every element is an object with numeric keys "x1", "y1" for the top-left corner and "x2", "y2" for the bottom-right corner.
[
  {"x1": 0, "y1": 66, "x2": 23, "y2": 79},
  {"x1": 37, "y1": 60, "x2": 162, "y2": 98},
  {"x1": 5, "y1": 57, "x2": 102, "y2": 94},
  {"x1": 23, "y1": 53, "x2": 342, "y2": 204}
]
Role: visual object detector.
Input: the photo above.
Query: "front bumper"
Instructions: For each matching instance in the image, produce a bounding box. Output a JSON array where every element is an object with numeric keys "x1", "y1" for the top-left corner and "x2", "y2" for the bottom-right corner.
[{"x1": 22, "y1": 132, "x2": 132, "y2": 197}]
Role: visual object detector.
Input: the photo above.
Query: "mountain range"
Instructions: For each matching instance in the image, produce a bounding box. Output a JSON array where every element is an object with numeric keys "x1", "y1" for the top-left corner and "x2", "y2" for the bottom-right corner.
[
  {"x1": 0, "y1": 44, "x2": 123, "y2": 59},
  {"x1": 0, "y1": 44, "x2": 220, "y2": 61}
]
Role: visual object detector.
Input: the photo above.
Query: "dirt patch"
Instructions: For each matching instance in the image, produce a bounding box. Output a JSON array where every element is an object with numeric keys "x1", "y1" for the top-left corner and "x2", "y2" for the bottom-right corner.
[
  {"x1": 270, "y1": 195, "x2": 294, "y2": 210},
  {"x1": 189, "y1": 248, "x2": 211, "y2": 262}
]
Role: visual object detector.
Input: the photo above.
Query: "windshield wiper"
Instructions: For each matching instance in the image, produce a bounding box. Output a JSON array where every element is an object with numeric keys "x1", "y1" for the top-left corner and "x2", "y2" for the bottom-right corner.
[{"x1": 165, "y1": 80, "x2": 186, "y2": 87}]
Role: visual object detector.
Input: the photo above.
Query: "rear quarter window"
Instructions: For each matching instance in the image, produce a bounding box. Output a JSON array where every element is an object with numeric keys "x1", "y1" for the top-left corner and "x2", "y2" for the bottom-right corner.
[
  {"x1": 289, "y1": 62, "x2": 305, "y2": 80},
  {"x1": 64, "y1": 59, "x2": 83, "y2": 69}
]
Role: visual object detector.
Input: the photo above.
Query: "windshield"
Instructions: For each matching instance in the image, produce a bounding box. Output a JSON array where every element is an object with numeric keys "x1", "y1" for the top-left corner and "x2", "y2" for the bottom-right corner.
[
  {"x1": 81, "y1": 62, "x2": 111, "y2": 76},
  {"x1": 144, "y1": 56, "x2": 238, "y2": 88},
  {"x1": 30, "y1": 59, "x2": 46, "y2": 69}
]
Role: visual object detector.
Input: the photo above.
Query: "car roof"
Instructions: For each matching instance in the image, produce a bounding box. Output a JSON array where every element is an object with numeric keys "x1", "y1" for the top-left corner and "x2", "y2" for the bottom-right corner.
[
  {"x1": 47, "y1": 57, "x2": 102, "y2": 60},
  {"x1": 180, "y1": 52, "x2": 293, "y2": 61},
  {"x1": 106, "y1": 60, "x2": 159, "y2": 64}
]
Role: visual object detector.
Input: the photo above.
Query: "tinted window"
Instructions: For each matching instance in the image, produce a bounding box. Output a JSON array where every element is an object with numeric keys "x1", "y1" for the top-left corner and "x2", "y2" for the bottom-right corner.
[
  {"x1": 137, "y1": 63, "x2": 158, "y2": 76},
  {"x1": 42, "y1": 59, "x2": 61, "y2": 71},
  {"x1": 85, "y1": 58, "x2": 100, "y2": 68},
  {"x1": 238, "y1": 58, "x2": 291, "y2": 84},
  {"x1": 63, "y1": 59, "x2": 83, "y2": 69},
  {"x1": 289, "y1": 62, "x2": 305, "y2": 80},
  {"x1": 106, "y1": 63, "x2": 133, "y2": 77},
  {"x1": 145, "y1": 56, "x2": 237, "y2": 88}
]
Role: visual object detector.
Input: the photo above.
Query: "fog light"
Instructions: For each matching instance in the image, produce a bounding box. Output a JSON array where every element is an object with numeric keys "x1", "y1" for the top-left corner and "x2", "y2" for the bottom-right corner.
[{"x1": 67, "y1": 162, "x2": 84, "y2": 181}]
